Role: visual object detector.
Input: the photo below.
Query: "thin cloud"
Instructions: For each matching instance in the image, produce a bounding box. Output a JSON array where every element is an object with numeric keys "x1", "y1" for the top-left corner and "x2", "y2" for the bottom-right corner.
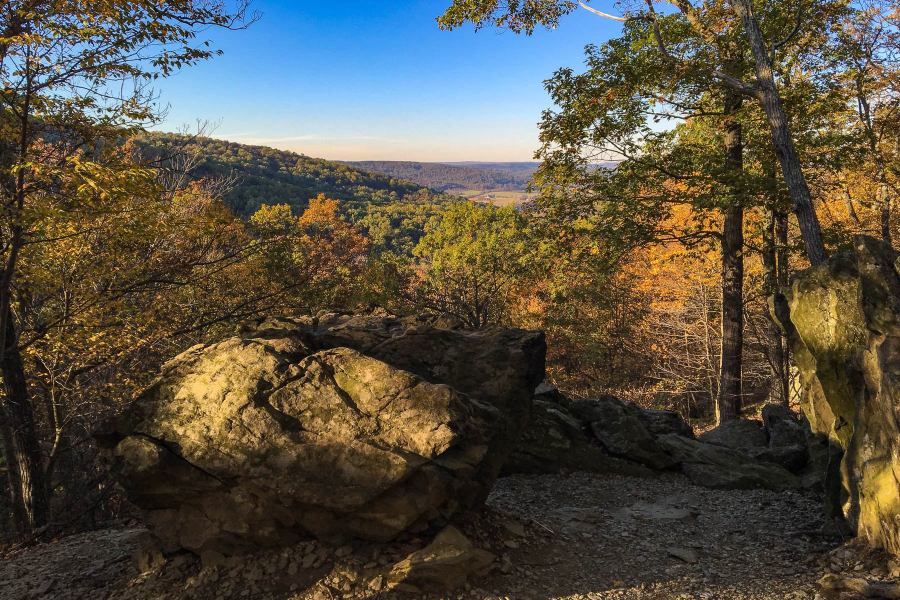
[{"x1": 220, "y1": 133, "x2": 410, "y2": 145}]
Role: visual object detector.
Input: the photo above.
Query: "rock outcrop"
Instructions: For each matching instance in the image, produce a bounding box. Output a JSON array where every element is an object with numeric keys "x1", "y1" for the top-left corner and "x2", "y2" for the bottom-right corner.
[
  {"x1": 774, "y1": 236, "x2": 900, "y2": 555},
  {"x1": 698, "y1": 419, "x2": 768, "y2": 450},
  {"x1": 697, "y1": 409, "x2": 812, "y2": 476},
  {"x1": 97, "y1": 313, "x2": 545, "y2": 557},
  {"x1": 657, "y1": 434, "x2": 800, "y2": 490},
  {"x1": 508, "y1": 386, "x2": 802, "y2": 490},
  {"x1": 570, "y1": 396, "x2": 677, "y2": 471},
  {"x1": 503, "y1": 398, "x2": 653, "y2": 477},
  {"x1": 623, "y1": 401, "x2": 695, "y2": 439}
]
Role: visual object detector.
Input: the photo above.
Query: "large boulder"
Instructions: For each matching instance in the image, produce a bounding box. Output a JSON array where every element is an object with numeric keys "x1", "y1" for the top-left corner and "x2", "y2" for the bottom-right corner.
[
  {"x1": 273, "y1": 313, "x2": 546, "y2": 501},
  {"x1": 774, "y1": 236, "x2": 900, "y2": 554},
  {"x1": 97, "y1": 314, "x2": 545, "y2": 556},
  {"x1": 533, "y1": 382, "x2": 571, "y2": 408},
  {"x1": 571, "y1": 396, "x2": 677, "y2": 471},
  {"x1": 657, "y1": 434, "x2": 801, "y2": 490},
  {"x1": 745, "y1": 446, "x2": 809, "y2": 474},
  {"x1": 749, "y1": 404, "x2": 811, "y2": 474}
]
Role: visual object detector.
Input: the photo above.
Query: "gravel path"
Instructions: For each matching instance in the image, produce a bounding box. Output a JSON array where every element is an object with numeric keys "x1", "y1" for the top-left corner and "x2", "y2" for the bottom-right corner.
[
  {"x1": 0, "y1": 472, "x2": 849, "y2": 600},
  {"x1": 482, "y1": 472, "x2": 829, "y2": 600}
]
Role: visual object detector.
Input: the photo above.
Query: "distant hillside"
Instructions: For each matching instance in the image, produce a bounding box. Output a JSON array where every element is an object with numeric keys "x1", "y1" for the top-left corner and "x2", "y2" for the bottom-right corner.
[
  {"x1": 141, "y1": 134, "x2": 461, "y2": 254},
  {"x1": 445, "y1": 161, "x2": 541, "y2": 173},
  {"x1": 347, "y1": 161, "x2": 536, "y2": 192}
]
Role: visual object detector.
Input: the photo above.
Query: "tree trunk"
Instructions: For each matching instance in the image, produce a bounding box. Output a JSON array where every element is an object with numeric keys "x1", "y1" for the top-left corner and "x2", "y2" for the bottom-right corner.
[
  {"x1": 730, "y1": 0, "x2": 828, "y2": 266},
  {"x1": 0, "y1": 307, "x2": 49, "y2": 533},
  {"x1": 716, "y1": 93, "x2": 744, "y2": 423},
  {"x1": 0, "y1": 411, "x2": 27, "y2": 534},
  {"x1": 876, "y1": 164, "x2": 892, "y2": 246},
  {"x1": 775, "y1": 207, "x2": 791, "y2": 402},
  {"x1": 763, "y1": 198, "x2": 788, "y2": 406}
]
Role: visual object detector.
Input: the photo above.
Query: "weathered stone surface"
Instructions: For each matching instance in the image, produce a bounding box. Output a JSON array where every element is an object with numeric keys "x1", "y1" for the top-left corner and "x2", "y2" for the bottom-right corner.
[
  {"x1": 624, "y1": 402, "x2": 695, "y2": 439},
  {"x1": 133, "y1": 532, "x2": 166, "y2": 574},
  {"x1": 571, "y1": 396, "x2": 677, "y2": 471},
  {"x1": 667, "y1": 547, "x2": 700, "y2": 564},
  {"x1": 761, "y1": 404, "x2": 808, "y2": 449},
  {"x1": 534, "y1": 382, "x2": 571, "y2": 408},
  {"x1": 386, "y1": 526, "x2": 495, "y2": 593},
  {"x1": 774, "y1": 236, "x2": 900, "y2": 555},
  {"x1": 745, "y1": 445, "x2": 809, "y2": 474},
  {"x1": 97, "y1": 314, "x2": 545, "y2": 556},
  {"x1": 505, "y1": 399, "x2": 653, "y2": 477},
  {"x1": 657, "y1": 434, "x2": 801, "y2": 490},
  {"x1": 698, "y1": 419, "x2": 768, "y2": 450},
  {"x1": 255, "y1": 313, "x2": 546, "y2": 501}
]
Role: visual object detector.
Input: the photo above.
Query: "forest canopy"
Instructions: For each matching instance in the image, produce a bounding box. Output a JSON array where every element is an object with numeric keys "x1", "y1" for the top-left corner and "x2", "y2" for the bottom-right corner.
[
  {"x1": 346, "y1": 160, "x2": 537, "y2": 192},
  {"x1": 2, "y1": 0, "x2": 900, "y2": 549}
]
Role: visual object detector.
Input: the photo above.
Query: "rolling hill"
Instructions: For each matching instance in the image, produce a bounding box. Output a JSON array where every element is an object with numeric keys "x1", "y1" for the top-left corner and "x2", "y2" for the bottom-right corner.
[
  {"x1": 346, "y1": 160, "x2": 537, "y2": 192},
  {"x1": 141, "y1": 134, "x2": 462, "y2": 254}
]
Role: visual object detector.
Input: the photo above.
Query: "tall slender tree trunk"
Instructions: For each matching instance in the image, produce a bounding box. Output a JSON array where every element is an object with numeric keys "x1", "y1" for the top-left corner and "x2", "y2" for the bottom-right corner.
[
  {"x1": 876, "y1": 163, "x2": 892, "y2": 246},
  {"x1": 775, "y1": 207, "x2": 791, "y2": 402},
  {"x1": 716, "y1": 92, "x2": 744, "y2": 423},
  {"x1": 0, "y1": 307, "x2": 48, "y2": 533},
  {"x1": 856, "y1": 86, "x2": 893, "y2": 246},
  {"x1": 730, "y1": 0, "x2": 828, "y2": 266},
  {"x1": 763, "y1": 189, "x2": 789, "y2": 406}
]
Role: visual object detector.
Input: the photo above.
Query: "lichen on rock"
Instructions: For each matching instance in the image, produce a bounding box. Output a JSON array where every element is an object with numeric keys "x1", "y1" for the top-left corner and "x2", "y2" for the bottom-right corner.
[
  {"x1": 96, "y1": 313, "x2": 545, "y2": 557},
  {"x1": 775, "y1": 235, "x2": 900, "y2": 555}
]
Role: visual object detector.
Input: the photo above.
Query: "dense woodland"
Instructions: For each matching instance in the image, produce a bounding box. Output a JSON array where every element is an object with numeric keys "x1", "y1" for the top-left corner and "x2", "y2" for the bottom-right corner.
[
  {"x1": 0, "y1": 0, "x2": 899, "y2": 550},
  {"x1": 140, "y1": 134, "x2": 462, "y2": 254},
  {"x1": 346, "y1": 160, "x2": 537, "y2": 192}
]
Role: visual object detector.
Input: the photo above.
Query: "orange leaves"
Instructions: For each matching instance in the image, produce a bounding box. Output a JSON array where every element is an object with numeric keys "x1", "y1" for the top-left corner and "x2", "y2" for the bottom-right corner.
[{"x1": 249, "y1": 194, "x2": 371, "y2": 309}]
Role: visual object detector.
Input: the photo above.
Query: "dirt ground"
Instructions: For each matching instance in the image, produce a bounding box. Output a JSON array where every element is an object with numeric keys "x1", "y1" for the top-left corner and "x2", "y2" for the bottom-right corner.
[{"x1": 1, "y1": 472, "x2": 892, "y2": 600}]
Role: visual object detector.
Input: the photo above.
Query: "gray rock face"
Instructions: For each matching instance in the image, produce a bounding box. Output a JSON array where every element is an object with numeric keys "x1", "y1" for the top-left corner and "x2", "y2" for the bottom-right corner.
[
  {"x1": 571, "y1": 396, "x2": 677, "y2": 471},
  {"x1": 698, "y1": 419, "x2": 768, "y2": 450},
  {"x1": 745, "y1": 446, "x2": 809, "y2": 473},
  {"x1": 97, "y1": 314, "x2": 545, "y2": 556},
  {"x1": 624, "y1": 402, "x2": 695, "y2": 439},
  {"x1": 774, "y1": 236, "x2": 900, "y2": 555},
  {"x1": 508, "y1": 387, "x2": 806, "y2": 493},
  {"x1": 657, "y1": 435, "x2": 801, "y2": 490},
  {"x1": 533, "y1": 383, "x2": 571, "y2": 409},
  {"x1": 761, "y1": 404, "x2": 808, "y2": 448},
  {"x1": 505, "y1": 399, "x2": 653, "y2": 477}
]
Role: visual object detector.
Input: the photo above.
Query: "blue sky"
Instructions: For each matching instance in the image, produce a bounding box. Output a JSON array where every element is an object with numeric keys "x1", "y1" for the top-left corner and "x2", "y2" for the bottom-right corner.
[{"x1": 154, "y1": 1, "x2": 622, "y2": 162}]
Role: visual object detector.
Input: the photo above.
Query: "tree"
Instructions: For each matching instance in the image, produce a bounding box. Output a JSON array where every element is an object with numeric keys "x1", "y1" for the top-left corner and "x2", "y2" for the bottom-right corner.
[
  {"x1": 250, "y1": 195, "x2": 372, "y2": 311},
  {"x1": 439, "y1": 0, "x2": 863, "y2": 422},
  {"x1": 834, "y1": 0, "x2": 900, "y2": 245},
  {"x1": 0, "y1": 0, "x2": 257, "y2": 535},
  {"x1": 412, "y1": 202, "x2": 533, "y2": 328},
  {"x1": 439, "y1": 0, "x2": 839, "y2": 265}
]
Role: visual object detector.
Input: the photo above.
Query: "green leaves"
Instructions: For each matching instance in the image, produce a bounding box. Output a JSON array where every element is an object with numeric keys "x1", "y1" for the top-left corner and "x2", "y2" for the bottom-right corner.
[
  {"x1": 438, "y1": 0, "x2": 578, "y2": 34},
  {"x1": 412, "y1": 202, "x2": 534, "y2": 327}
]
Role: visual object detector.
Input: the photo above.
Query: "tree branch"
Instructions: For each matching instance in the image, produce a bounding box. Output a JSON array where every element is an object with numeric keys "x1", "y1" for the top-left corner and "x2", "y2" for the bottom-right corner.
[{"x1": 578, "y1": 1, "x2": 631, "y2": 22}]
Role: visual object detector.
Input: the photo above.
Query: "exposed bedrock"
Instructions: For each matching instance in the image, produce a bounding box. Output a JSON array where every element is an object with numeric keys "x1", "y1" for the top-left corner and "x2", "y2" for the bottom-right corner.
[
  {"x1": 96, "y1": 313, "x2": 545, "y2": 557},
  {"x1": 774, "y1": 235, "x2": 900, "y2": 555}
]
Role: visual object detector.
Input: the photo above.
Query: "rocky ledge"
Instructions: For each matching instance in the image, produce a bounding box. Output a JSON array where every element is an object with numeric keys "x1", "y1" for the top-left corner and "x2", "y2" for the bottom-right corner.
[{"x1": 509, "y1": 387, "x2": 817, "y2": 493}]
